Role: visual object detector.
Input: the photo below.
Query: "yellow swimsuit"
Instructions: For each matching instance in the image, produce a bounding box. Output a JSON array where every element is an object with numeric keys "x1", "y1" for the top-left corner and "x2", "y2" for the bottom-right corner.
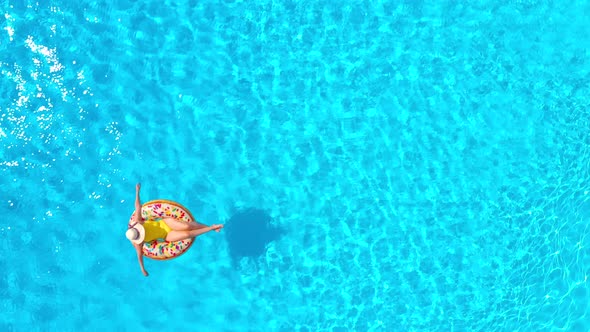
[{"x1": 143, "y1": 219, "x2": 172, "y2": 242}]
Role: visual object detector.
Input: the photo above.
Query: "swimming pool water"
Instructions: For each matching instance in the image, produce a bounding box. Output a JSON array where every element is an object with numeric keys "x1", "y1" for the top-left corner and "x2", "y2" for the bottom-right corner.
[{"x1": 2, "y1": 0, "x2": 590, "y2": 331}]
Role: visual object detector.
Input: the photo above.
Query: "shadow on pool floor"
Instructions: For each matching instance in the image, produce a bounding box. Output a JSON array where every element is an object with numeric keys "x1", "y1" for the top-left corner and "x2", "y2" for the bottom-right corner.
[{"x1": 224, "y1": 208, "x2": 285, "y2": 268}]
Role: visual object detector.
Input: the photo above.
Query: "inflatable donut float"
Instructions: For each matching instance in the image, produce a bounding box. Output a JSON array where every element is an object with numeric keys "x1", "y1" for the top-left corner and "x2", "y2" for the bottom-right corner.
[{"x1": 129, "y1": 199, "x2": 195, "y2": 260}]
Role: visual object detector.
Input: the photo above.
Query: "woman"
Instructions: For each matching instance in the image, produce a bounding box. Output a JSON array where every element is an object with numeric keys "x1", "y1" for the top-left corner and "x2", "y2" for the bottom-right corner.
[{"x1": 126, "y1": 183, "x2": 223, "y2": 276}]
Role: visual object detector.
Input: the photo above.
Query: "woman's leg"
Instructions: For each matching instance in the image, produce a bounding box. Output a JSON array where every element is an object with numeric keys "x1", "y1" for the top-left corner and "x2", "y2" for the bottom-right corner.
[
  {"x1": 165, "y1": 225, "x2": 221, "y2": 242},
  {"x1": 165, "y1": 230, "x2": 192, "y2": 242},
  {"x1": 162, "y1": 217, "x2": 208, "y2": 231}
]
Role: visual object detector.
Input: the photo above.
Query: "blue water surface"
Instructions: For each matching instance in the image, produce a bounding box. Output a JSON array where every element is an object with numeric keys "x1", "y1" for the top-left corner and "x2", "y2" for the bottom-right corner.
[{"x1": 1, "y1": 0, "x2": 590, "y2": 331}]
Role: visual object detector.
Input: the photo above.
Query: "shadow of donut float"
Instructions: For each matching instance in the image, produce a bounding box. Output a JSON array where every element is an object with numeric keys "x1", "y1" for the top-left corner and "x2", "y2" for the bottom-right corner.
[{"x1": 224, "y1": 208, "x2": 284, "y2": 267}]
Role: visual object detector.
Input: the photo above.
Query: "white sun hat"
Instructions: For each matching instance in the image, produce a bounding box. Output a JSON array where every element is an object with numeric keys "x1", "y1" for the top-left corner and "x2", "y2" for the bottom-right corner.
[{"x1": 126, "y1": 223, "x2": 145, "y2": 244}]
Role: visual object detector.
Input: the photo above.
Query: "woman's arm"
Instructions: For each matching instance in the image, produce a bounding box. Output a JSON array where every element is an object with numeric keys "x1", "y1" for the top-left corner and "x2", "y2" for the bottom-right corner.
[
  {"x1": 134, "y1": 243, "x2": 148, "y2": 276},
  {"x1": 134, "y1": 183, "x2": 143, "y2": 224}
]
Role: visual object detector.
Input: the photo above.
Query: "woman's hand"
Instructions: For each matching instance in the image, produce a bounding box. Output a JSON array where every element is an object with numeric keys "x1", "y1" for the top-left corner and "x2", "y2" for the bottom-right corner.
[
  {"x1": 142, "y1": 269, "x2": 149, "y2": 277},
  {"x1": 136, "y1": 183, "x2": 141, "y2": 192}
]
